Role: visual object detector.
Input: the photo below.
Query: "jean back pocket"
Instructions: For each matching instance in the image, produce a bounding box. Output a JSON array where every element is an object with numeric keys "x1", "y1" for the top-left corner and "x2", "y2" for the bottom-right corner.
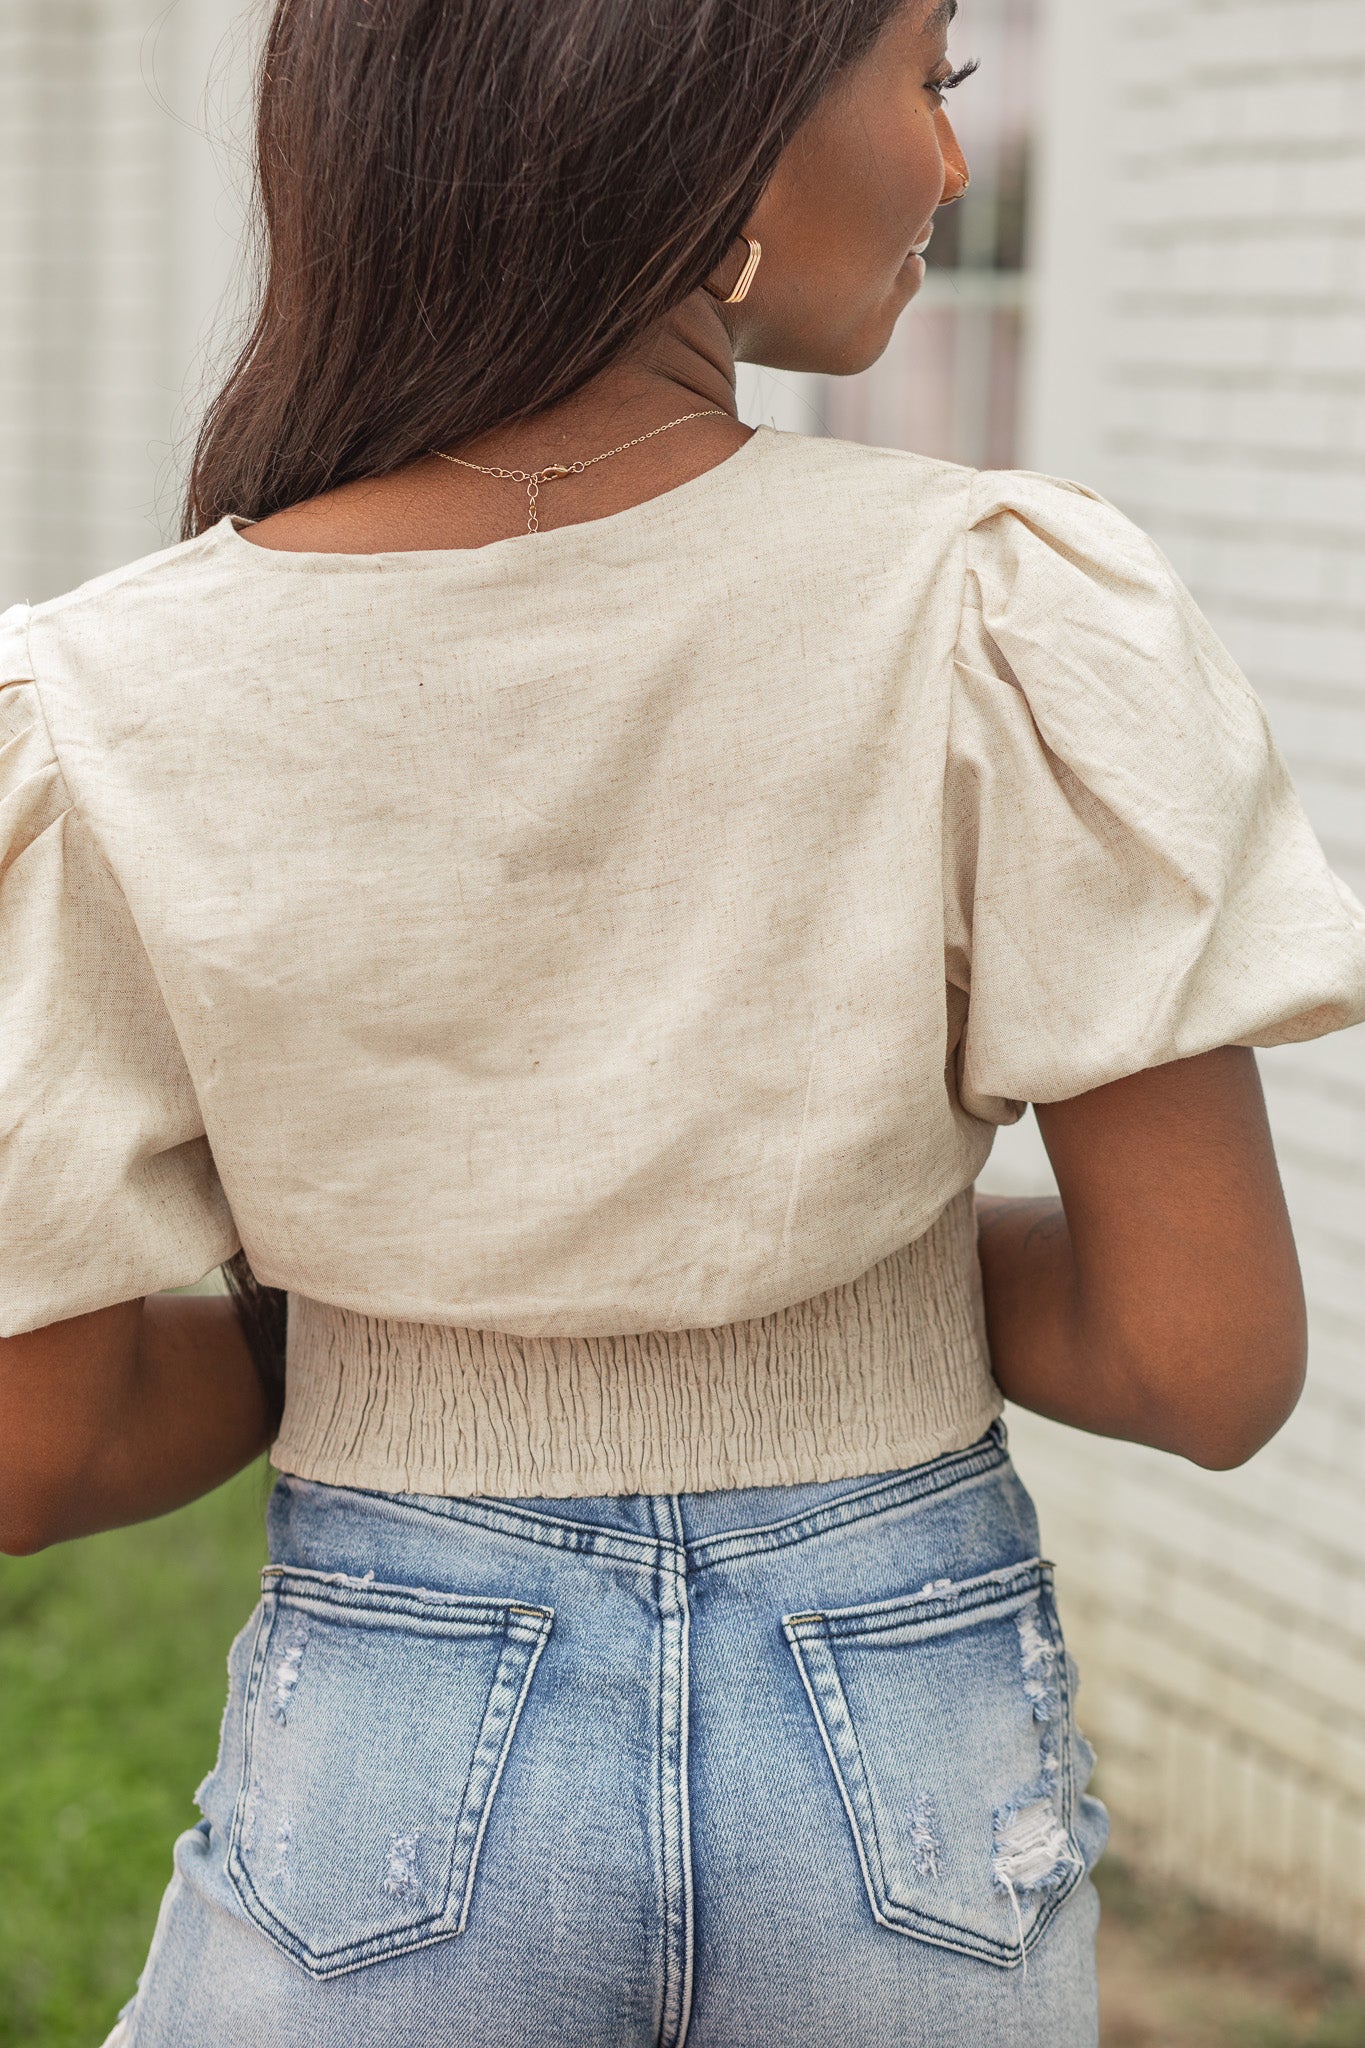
[
  {"x1": 784, "y1": 1558, "x2": 1085, "y2": 1969},
  {"x1": 227, "y1": 1566, "x2": 552, "y2": 1979}
]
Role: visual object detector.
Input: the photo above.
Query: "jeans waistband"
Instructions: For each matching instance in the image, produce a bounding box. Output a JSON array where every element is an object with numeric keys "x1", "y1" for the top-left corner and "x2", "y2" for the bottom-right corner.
[{"x1": 274, "y1": 1421, "x2": 1010, "y2": 1576}]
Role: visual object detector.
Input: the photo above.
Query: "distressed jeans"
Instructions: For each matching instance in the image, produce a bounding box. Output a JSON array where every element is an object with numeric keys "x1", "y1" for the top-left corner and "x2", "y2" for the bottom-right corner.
[{"x1": 116, "y1": 1422, "x2": 1108, "y2": 2046}]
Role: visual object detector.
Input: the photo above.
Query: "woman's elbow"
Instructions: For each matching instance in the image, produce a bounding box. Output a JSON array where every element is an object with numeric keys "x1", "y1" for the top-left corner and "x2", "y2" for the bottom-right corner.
[
  {"x1": 0, "y1": 1464, "x2": 87, "y2": 1554},
  {"x1": 1183, "y1": 1407, "x2": 1301, "y2": 1473},
  {"x1": 0, "y1": 1417, "x2": 94, "y2": 1552},
  {"x1": 1162, "y1": 1335, "x2": 1308, "y2": 1472}
]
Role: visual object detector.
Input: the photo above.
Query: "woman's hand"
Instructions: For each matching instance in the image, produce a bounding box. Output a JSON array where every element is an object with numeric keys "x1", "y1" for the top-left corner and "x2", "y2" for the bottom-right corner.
[
  {"x1": 976, "y1": 1046, "x2": 1307, "y2": 1469},
  {"x1": 0, "y1": 1291, "x2": 272, "y2": 1554}
]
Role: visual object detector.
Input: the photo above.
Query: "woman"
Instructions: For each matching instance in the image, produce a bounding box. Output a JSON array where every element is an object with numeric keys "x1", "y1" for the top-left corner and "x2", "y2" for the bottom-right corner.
[{"x1": 3, "y1": 0, "x2": 1363, "y2": 2039}]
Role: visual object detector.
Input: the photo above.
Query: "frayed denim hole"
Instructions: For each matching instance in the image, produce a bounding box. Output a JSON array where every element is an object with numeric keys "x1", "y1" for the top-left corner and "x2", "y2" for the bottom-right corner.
[
  {"x1": 991, "y1": 1783, "x2": 1084, "y2": 1975},
  {"x1": 907, "y1": 1792, "x2": 942, "y2": 1880},
  {"x1": 273, "y1": 1811, "x2": 295, "y2": 1888},
  {"x1": 382, "y1": 1830, "x2": 426, "y2": 1901},
  {"x1": 1016, "y1": 1605, "x2": 1061, "y2": 1724},
  {"x1": 270, "y1": 1614, "x2": 311, "y2": 1726}
]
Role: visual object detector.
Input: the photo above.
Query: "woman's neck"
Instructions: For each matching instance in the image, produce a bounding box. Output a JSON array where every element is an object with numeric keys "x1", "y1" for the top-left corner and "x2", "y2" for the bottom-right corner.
[{"x1": 242, "y1": 295, "x2": 754, "y2": 556}]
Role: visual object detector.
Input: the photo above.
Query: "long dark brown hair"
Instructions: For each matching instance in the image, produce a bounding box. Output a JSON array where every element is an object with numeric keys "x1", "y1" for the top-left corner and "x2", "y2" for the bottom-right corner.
[{"x1": 184, "y1": 0, "x2": 908, "y2": 536}]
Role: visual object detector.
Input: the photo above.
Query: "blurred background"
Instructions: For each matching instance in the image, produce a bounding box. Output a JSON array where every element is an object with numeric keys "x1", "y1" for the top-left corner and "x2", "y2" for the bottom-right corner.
[{"x1": 2, "y1": 1, "x2": 1364, "y2": 2042}]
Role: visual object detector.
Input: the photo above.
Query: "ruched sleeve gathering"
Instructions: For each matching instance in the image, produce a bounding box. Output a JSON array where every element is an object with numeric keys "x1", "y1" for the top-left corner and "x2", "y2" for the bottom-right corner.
[
  {"x1": 945, "y1": 471, "x2": 1365, "y2": 1125},
  {"x1": 0, "y1": 604, "x2": 237, "y2": 1335}
]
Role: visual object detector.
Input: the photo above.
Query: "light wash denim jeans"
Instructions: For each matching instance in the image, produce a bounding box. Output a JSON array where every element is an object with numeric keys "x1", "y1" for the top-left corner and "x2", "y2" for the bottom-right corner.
[{"x1": 116, "y1": 1422, "x2": 1107, "y2": 2045}]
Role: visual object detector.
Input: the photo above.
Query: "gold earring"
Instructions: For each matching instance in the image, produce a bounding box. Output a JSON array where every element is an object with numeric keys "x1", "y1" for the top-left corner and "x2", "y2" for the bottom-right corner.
[{"x1": 705, "y1": 234, "x2": 762, "y2": 306}]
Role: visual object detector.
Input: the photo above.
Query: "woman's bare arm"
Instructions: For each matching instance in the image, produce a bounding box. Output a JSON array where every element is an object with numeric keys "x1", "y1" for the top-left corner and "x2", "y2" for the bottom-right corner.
[
  {"x1": 976, "y1": 1046, "x2": 1307, "y2": 1469},
  {"x1": 0, "y1": 1294, "x2": 272, "y2": 1554}
]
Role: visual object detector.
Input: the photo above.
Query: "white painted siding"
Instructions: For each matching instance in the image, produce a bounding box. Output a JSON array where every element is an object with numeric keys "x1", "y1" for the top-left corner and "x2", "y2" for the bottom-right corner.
[
  {"x1": 0, "y1": 0, "x2": 247, "y2": 607},
  {"x1": 1007, "y1": 0, "x2": 1365, "y2": 1967}
]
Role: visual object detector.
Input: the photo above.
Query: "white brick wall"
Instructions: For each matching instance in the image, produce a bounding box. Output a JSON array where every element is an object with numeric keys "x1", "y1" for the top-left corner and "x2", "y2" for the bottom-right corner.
[
  {"x1": 1008, "y1": 0, "x2": 1365, "y2": 1967},
  {"x1": 0, "y1": 0, "x2": 247, "y2": 607}
]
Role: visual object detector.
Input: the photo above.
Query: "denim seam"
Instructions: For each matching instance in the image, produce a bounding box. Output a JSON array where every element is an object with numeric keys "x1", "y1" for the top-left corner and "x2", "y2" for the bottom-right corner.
[
  {"x1": 686, "y1": 1427, "x2": 1009, "y2": 1574},
  {"x1": 648, "y1": 1495, "x2": 694, "y2": 2048},
  {"x1": 330, "y1": 1483, "x2": 673, "y2": 1572},
  {"x1": 794, "y1": 1565, "x2": 1051, "y2": 1643}
]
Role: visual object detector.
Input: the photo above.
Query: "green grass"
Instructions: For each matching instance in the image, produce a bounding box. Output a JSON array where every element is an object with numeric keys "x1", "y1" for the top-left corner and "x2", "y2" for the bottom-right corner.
[{"x1": 0, "y1": 1464, "x2": 270, "y2": 2047}]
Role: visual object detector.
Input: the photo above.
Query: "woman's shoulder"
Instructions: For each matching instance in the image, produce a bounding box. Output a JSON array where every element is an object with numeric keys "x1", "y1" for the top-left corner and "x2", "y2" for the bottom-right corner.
[
  {"x1": 764, "y1": 428, "x2": 977, "y2": 534},
  {"x1": 20, "y1": 521, "x2": 234, "y2": 629},
  {"x1": 963, "y1": 460, "x2": 1171, "y2": 580},
  {"x1": 765, "y1": 432, "x2": 1155, "y2": 570},
  {"x1": 955, "y1": 461, "x2": 1234, "y2": 711},
  {"x1": 8, "y1": 523, "x2": 243, "y2": 698},
  {"x1": 6, "y1": 521, "x2": 280, "y2": 746}
]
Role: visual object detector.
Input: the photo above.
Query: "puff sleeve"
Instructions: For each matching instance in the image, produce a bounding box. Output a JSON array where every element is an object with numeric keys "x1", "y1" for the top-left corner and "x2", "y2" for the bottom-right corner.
[
  {"x1": 0, "y1": 604, "x2": 237, "y2": 1334},
  {"x1": 944, "y1": 472, "x2": 1365, "y2": 1125}
]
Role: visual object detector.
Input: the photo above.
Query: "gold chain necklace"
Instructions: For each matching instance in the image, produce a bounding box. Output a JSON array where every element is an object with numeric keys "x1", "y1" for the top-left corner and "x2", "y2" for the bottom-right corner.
[{"x1": 430, "y1": 410, "x2": 728, "y2": 534}]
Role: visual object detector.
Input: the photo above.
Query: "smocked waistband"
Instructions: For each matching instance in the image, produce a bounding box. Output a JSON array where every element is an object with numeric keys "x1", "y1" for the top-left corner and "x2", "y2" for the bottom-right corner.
[{"x1": 272, "y1": 1188, "x2": 999, "y2": 1500}]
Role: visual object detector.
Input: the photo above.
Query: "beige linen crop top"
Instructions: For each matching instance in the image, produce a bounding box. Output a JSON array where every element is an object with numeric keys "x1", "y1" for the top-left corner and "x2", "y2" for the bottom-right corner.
[{"x1": 3, "y1": 428, "x2": 1364, "y2": 1495}]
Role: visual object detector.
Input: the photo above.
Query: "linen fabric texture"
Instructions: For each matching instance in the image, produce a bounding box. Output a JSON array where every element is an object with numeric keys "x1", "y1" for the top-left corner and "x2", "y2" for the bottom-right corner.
[{"x1": 2, "y1": 431, "x2": 1363, "y2": 1492}]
